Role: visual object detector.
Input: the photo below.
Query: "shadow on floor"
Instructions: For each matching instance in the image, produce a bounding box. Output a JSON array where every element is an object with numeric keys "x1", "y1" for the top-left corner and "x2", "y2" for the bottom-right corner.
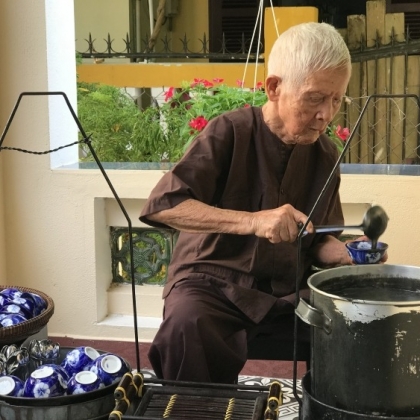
[{"x1": 51, "y1": 336, "x2": 308, "y2": 380}]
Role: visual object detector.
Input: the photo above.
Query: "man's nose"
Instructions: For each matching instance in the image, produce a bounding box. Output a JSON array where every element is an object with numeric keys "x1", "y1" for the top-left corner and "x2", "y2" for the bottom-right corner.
[{"x1": 316, "y1": 100, "x2": 336, "y2": 121}]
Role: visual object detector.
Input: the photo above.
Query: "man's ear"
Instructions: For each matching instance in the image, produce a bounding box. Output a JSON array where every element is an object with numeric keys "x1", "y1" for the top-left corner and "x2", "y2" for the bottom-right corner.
[{"x1": 265, "y1": 75, "x2": 282, "y2": 100}]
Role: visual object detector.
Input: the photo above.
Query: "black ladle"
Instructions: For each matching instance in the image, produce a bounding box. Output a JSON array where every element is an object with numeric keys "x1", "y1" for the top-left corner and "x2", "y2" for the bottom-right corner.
[{"x1": 301, "y1": 205, "x2": 389, "y2": 249}]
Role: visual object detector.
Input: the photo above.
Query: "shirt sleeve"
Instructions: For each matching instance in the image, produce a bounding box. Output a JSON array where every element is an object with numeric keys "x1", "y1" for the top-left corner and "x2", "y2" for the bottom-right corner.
[{"x1": 139, "y1": 114, "x2": 235, "y2": 228}]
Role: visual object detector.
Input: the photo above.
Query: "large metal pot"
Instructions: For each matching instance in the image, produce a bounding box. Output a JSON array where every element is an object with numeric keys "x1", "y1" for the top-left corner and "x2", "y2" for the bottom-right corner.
[
  {"x1": 300, "y1": 372, "x2": 420, "y2": 420},
  {"x1": 296, "y1": 264, "x2": 420, "y2": 417}
]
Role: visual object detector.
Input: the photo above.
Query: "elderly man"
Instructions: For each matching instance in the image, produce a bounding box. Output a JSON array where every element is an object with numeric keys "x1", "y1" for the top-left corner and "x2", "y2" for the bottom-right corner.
[{"x1": 140, "y1": 22, "x2": 353, "y2": 383}]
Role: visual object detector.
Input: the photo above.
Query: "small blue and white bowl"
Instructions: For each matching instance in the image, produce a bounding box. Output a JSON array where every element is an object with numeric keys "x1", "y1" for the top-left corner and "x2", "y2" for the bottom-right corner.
[
  {"x1": 23, "y1": 364, "x2": 67, "y2": 398},
  {"x1": 0, "y1": 375, "x2": 24, "y2": 397},
  {"x1": 10, "y1": 296, "x2": 36, "y2": 318},
  {"x1": 0, "y1": 313, "x2": 12, "y2": 322},
  {"x1": 43, "y1": 363, "x2": 70, "y2": 382},
  {"x1": 28, "y1": 293, "x2": 47, "y2": 316},
  {"x1": 346, "y1": 240, "x2": 388, "y2": 265},
  {"x1": 90, "y1": 353, "x2": 130, "y2": 386},
  {"x1": 67, "y1": 371, "x2": 104, "y2": 395},
  {"x1": 0, "y1": 313, "x2": 27, "y2": 327},
  {"x1": 0, "y1": 288, "x2": 22, "y2": 302},
  {"x1": 60, "y1": 346, "x2": 100, "y2": 377},
  {"x1": 0, "y1": 295, "x2": 8, "y2": 307},
  {"x1": 1, "y1": 303, "x2": 30, "y2": 319}
]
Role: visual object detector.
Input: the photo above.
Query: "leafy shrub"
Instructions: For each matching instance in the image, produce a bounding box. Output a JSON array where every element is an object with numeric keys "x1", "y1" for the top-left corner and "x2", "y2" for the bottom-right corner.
[{"x1": 77, "y1": 78, "x2": 267, "y2": 162}]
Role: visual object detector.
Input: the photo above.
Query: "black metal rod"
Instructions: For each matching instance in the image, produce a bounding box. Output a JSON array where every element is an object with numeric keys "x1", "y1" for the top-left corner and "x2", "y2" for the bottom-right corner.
[
  {"x1": 0, "y1": 91, "x2": 141, "y2": 372},
  {"x1": 313, "y1": 224, "x2": 362, "y2": 233},
  {"x1": 143, "y1": 377, "x2": 269, "y2": 392},
  {"x1": 122, "y1": 417, "x2": 173, "y2": 420}
]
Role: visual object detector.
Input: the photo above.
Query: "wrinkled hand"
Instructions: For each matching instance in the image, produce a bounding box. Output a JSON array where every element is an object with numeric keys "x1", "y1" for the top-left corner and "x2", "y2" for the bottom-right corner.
[{"x1": 251, "y1": 204, "x2": 313, "y2": 243}]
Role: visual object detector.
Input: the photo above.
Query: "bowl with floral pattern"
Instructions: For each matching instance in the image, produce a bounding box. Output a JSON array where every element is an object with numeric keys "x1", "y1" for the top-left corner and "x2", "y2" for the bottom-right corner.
[
  {"x1": 23, "y1": 364, "x2": 67, "y2": 398},
  {"x1": 0, "y1": 375, "x2": 24, "y2": 397},
  {"x1": 60, "y1": 346, "x2": 100, "y2": 377},
  {"x1": 0, "y1": 285, "x2": 54, "y2": 346},
  {"x1": 0, "y1": 288, "x2": 23, "y2": 302},
  {"x1": 10, "y1": 294, "x2": 37, "y2": 318},
  {"x1": 28, "y1": 292, "x2": 47, "y2": 316},
  {"x1": 346, "y1": 240, "x2": 388, "y2": 265},
  {"x1": 1, "y1": 302, "x2": 31, "y2": 318},
  {"x1": 67, "y1": 371, "x2": 104, "y2": 395},
  {"x1": 0, "y1": 313, "x2": 27, "y2": 328},
  {"x1": 90, "y1": 353, "x2": 130, "y2": 386}
]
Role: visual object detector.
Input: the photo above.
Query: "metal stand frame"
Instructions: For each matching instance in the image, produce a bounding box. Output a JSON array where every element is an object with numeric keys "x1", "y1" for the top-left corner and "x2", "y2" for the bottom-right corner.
[
  {"x1": 0, "y1": 91, "x2": 276, "y2": 419},
  {"x1": 3, "y1": 91, "x2": 418, "y2": 419}
]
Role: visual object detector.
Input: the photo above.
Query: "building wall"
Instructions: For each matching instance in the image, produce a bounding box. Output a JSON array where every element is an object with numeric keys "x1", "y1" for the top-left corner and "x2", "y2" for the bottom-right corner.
[
  {"x1": 0, "y1": 153, "x2": 5, "y2": 285},
  {"x1": 74, "y1": 0, "x2": 130, "y2": 55},
  {"x1": 74, "y1": 0, "x2": 209, "y2": 62}
]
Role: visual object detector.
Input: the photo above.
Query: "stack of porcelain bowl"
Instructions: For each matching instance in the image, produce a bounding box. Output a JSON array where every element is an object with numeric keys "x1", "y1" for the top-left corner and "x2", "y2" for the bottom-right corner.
[
  {"x1": 0, "y1": 345, "x2": 130, "y2": 420},
  {"x1": 0, "y1": 286, "x2": 54, "y2": 346},
  {"x1": 0, "y1": 288, "x2": 47, "y2": 328},
  {"x1": 13, "y1": 345, "x2": 130, "y2": 398}
]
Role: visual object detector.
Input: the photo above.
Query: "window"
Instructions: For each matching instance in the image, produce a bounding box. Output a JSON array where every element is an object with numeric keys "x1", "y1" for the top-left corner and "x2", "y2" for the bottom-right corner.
[
  {"x1": 387, "y1": 0, "x2": 420, "y2": 39},
  {"x1": 208, "y1": 0, "x2": 273, "y2": 58}
]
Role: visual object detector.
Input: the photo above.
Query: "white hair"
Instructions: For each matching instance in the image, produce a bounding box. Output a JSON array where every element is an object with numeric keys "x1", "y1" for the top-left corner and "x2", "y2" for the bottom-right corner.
[{"x1": 267, "y1": 22, "x2": 351, "y2": 89}]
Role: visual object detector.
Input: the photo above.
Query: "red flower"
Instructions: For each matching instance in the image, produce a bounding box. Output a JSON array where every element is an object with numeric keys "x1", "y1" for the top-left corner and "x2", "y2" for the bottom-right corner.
[
  {"x1": 255, "y1": 81, "x2": 264, "y2": 90},
  {"x1": 189, "y1": 116, "x2": 208, "y2": 131},
  {"x1": 236, "y1": 79, "x2": 244, "y2": 87},
  {"x1": 190, "y1": 78, "x2": 204, "y2": 88},
  {"x1": 244, "y1": 103, "x2": 251, "y2": 108},
  {"x1": 213, "y1": 78, "x2": 224, "y2": 83},
  {"x1": 164, "y1": 87, "x2": 174, "y2": 102},
  {"x1": 335, "y1": 125, "x2": 350, "y2": 141},
  {"x1": 190, "y1": 78, "x2": 213, "y2": 88}
]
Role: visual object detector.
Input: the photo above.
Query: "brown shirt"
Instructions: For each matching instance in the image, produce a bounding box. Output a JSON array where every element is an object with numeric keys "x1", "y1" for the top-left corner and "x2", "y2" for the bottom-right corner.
[{"x1": 140, "y1": 107, "x2": 344, "y2": 321}]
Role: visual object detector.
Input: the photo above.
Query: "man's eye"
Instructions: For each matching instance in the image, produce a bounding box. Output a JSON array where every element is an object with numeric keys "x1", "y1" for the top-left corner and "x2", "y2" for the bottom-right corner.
[
  {"x1": 309, "y1": 96, "x2": 324, "y2": 103},
  {"x1": 333, "y1": 97, "x2": 343, "y2": 106}
]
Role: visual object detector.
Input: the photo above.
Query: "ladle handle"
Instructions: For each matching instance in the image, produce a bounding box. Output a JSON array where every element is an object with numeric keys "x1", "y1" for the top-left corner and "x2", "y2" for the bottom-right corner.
[
  {"x1": 314, "y1": 224, "x2": 363, "y2": 233},
  {"x1": 298, "y1": 223, "x2": 363, "y2": 236}
]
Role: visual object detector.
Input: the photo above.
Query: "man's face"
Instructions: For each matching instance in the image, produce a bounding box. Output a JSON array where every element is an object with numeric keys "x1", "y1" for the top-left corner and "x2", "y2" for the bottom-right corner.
[{"x1": 275, "y1": 68, "x2": 351, "y2": 145}]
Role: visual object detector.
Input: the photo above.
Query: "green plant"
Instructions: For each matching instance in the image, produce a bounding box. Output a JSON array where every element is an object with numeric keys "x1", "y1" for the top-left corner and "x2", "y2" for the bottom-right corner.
[
  {"x1": 162, "y1": 78, "x2": 267, "y2": 151},
  {"x1": 77, "y1": 77, "x2": 348, "y2": 162},
  {"x1": 77, "y1": 78, "x2": 267, "y2": 163}
]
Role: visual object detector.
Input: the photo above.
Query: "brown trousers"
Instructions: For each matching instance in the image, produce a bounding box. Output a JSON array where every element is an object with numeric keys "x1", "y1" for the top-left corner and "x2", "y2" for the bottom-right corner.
[{"x1": 148, "y1": 276, "x2": 310, "y2": 383}]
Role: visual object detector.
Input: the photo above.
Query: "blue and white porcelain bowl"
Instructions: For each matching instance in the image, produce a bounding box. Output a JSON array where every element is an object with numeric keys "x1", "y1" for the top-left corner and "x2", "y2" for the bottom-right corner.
[
  {"x1": 60, "y1": 346, "x2": 100, "y2": 377},
  {"x1": 43, "y1": 363, "x2": 70, "y2": 382},
  {"x1": 10, "y1": 296, "x2": 36, "y2": 318},
  {"x1": 28, "y1": 292, "x2": 47, "y2": 316},
  {"x1": 23, "y1": 364, "x2": 67, "y2": 398},
  {"x1": 0, "y1": 313, "x2": 27, "y2": 327},
  {"x1": 67, "y1": 371, "x2": 104, "y2": 395},
  {"x1": 1, "y1": 303, "x2": 30, "y2": 319},
  {"x1": 0, "y1": 288, "x2": 22, "y2": 302},
  {"x1": 0, "y1": 313, "x2": 12, "y2": 322},
  {"x1": 346, "y1": 240, "x2": 388, "y2": 265},
  {"x1": 0, "y1": 295, "x2": 8, "y2": 307},
  {"x1": 0, "y1": 375, "x2": 24, "y2": 397},
  {"x1": 90, "y1": 353, "x2": 130, "y2": 386}
]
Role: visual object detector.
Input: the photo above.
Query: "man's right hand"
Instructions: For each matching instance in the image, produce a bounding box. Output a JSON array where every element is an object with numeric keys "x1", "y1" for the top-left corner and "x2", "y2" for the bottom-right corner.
[{"x1": 251, "y1": 204, "x2": 314, "y2": 243}]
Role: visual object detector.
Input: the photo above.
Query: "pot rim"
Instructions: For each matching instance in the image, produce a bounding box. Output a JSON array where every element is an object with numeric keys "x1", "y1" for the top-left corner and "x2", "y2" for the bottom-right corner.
[{"x1": 307, "y1": 264, "x2": 420, "y2": 306}]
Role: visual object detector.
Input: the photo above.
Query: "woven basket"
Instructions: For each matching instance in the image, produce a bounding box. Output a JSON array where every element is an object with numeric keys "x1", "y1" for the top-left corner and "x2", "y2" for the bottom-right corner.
[{"x1": 0, "y1": 285, "x2": 54, "y2": 345}]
